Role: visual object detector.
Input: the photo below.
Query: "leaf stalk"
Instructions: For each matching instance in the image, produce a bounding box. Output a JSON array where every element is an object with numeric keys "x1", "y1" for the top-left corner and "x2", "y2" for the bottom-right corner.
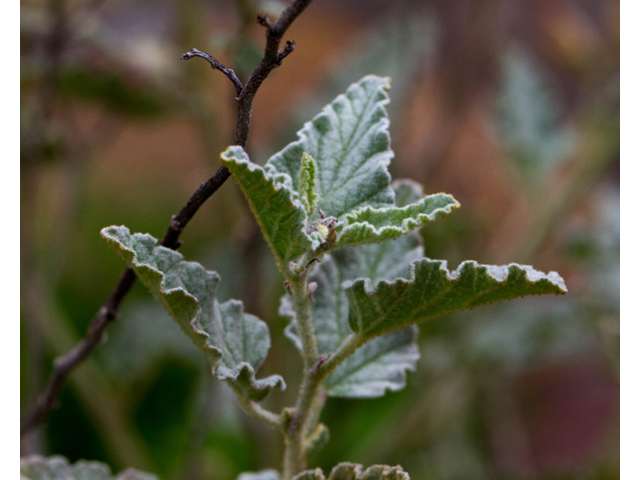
[{"x1": 233, "y1": 389, "x2": 284, "y2": 430}]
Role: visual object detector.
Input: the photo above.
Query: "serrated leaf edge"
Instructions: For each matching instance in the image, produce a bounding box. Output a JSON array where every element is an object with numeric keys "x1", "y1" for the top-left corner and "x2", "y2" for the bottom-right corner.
[
  {"x1": 344, "y1": 258, "x2": 567, "y2": 338},
  {"x1": 334, "y1": 193, "x2": 460, "y2": 248},
  {"x1": 221, "y1": 146, "x2": 319, "y2": 270}
]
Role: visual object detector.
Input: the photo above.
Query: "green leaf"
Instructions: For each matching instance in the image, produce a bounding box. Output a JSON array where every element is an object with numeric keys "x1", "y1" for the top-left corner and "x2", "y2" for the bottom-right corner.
[
  {"x1": 237, "y1": 470, "x2": 281, "y2": 480},
  {"x1": 283, "y1": 181, "x2": 424, "y2": 398},
  {"x1": 263, "y1": 75, "x2": 457, "y2": 253},
  {"x1": 333, "y1": 192, "x2": 459, "y2": 249},
  {"x1": 266, "y1": 75, "x2": 396, "y2": 219},
  {"x1": 223, "y1": 77, "x2": 457, "y2": 267},
  {"x1": 220, "y1": 146, "x2": 319, "y2": 272},
  {"x1": 20, "y1": 455, "x2": 158, "y2": 480},
  {"x1": 345, "y1": 258, "x2": 567, "y2": 339},
  {"x1": 298, "y1": 152, "x2": 319, "y2": 217},
  {"x1": 293, "y1": 463, "x2": 409, "y2": 480},
  {"x1": 305, "y1": 422, "x2": 330, "y2": 456},
  {"x1": 101, "y1": 226, "x2": 285, "y2": 401},
  {"x1": 293, "y1": 469, "x2": 324, "y2": 480}
]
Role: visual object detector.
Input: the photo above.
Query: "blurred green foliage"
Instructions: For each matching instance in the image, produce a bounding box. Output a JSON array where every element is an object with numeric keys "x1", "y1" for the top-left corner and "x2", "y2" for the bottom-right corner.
[{"x1": 58, "y1": 69, "x2": 170, "y2": 118}]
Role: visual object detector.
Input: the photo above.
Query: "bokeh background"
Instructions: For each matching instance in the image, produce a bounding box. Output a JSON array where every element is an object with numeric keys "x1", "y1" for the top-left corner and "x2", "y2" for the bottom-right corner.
[{"x1": 20, "y1": 0, "x2": 620, "y2": 479}]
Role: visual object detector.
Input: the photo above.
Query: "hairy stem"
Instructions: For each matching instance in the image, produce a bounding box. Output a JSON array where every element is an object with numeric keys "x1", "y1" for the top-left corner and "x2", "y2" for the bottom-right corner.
[
  {"x1": 283, "y1": 272, "x2": 318, "y2": 479},
  {"x1": 304, "y1": 390, "x2": 327, "y2": 438},
  {"x1": 233, "y1": 390, "x2": 284, "y2": 430},
  {"x1": 291, "y1": 277, "x2": 319, "y2": 369},
  {"x1": 284, "y1": 372, "x2": 323, "y2": 479},
  {"x1": 282, "y1": 289, "x2": 364, "y2": 478},
  {"x1": 316, "y1": 334, "x2": 364, "y2": 379}
]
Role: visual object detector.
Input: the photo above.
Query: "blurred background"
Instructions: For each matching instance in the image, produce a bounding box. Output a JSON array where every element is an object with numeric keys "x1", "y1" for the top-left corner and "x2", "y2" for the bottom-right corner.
[{"x1": 20, "y1": 0, "x2": 620, "y2": 479}]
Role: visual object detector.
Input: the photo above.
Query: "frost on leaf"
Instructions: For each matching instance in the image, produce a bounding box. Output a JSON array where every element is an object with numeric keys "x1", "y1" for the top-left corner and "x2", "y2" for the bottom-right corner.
[
  {"x1": 283, "y1": 181, "x2": 424, "y2": 398},
  {"x1": 101, "y1": 226, "x2": 285, "y2": 401},
  {"x1": 20, "y1": 455, "x2": 158, "y2": 480},
  {"x1": 345, "y1": 258, "x2": 568, "y2": 340},
  {"x1": 293, "y1": 463, "x2": 410, "y2": 480}
]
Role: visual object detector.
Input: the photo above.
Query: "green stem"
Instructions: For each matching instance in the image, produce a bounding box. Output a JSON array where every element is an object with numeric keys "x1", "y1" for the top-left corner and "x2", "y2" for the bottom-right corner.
[
  {"x1": 283, "y1": 273, "x2": 320, "y2": 479},
  {"x1": 317, "y1": 334, "x2": 363, "y2": 379},
  {"x1": 233, "y1": 389, "x2": 283, "y2": 430},
  {"x1": 283, "y1": 372, "x2": 322, "y2": 479},
  {"x1": 291, "y1": 276, "x2": 319, "y2": 369},
  {"x1": 282, "y1": 327, "x2": 364, "y2": 479},
  {"x1": 304, "y1": 390, "x2": 327, "y2": 438}
]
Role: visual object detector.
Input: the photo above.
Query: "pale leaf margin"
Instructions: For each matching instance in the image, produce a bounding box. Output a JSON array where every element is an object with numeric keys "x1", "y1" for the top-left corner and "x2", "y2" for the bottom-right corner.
[
  {"x1": 345, "y1": 258, "x2": 568, "y2": 339},
  {"x1": 331, "y1": 192, "x2": 460, "y2": 250}
]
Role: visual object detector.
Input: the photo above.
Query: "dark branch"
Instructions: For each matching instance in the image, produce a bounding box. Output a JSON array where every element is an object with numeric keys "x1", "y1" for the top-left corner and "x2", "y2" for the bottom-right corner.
[
  {"x1": 234, "y1": 0, "x2": 314, "y2": 146},
  {"x1": 20, "y1": 268, "x2": 136, "y2": 435},
  {"x1": 21, "y1": 0, "x2": 314, "y2": 436},
  {"x1": 181, "y1": 48, "x2": 243, "y2": 96},
  {"x1": 277, "y1": 41, "x2": 296, "y2": 65},
  {"x1": 160, "y1": 166, "x2": 231, "y2": 249}
]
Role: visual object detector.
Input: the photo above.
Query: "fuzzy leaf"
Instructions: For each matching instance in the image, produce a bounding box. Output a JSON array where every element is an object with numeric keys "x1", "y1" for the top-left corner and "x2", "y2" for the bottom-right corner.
[
  {"x1": 293, "y1": 463, "x2": 410, "y2": 480},
  {"x1": 293, "y1": 469, "x2": 324, "y2": 480},
  {"x1": 333, "y1": 192, "x2": 459, "y2": 249},
  {"x1": 345, "y1": 259, "x2": 568, "y2": 339},
  {"x1": 237, "y1": 470, "x2": 281, "y2": 480},
  {"x1": 266, "y1": 75, "x2": 396, "y2": 219},
  {"x1": 101, "y1": 226, "x2": 285, "y2": 400},
  {"x1": 220, "y1": 146, "x2": 319, "y2": 271},
  {"x1": 305, "y1": 423, "x2": 330, "y2": 456},
  {"x1": 283, "y1": 181, "x2": 423, "y2": 398},
  {"x1": 223, "y1": 77, "x2": 456, "y2": 266},
  {"x1": 298, "y1": 152, "x2": 319, "y2": 217},
  {"x1": 20, "y1": 455, "x2": 158, "y2": 480}
]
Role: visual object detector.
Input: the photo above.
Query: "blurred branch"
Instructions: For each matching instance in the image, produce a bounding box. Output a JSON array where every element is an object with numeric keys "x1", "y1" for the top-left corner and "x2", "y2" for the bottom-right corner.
[
  {"x1": 22, "y1": 274, "x2": 153, "y2": 469},
  {"x1": 20, "y1": 268, "x2": 137, "y2": 436},
  {"x1": 21, "y1": 0, "x2": 315, "y2": 436}
]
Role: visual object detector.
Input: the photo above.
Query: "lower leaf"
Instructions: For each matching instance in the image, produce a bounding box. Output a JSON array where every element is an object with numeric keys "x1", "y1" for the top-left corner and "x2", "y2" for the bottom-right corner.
[
  {"x1": 237, "y1": 470, "x2": 281, "y2": 480},
  {"x1": 293, "y1": 463, "x2": 409, "y2": 480},
  {"x1": 101, "y1": 226, "x2": 285, "y2": 401},
  {"x1": 20, "y1": 455, "x2": 157, "y2": 480}
]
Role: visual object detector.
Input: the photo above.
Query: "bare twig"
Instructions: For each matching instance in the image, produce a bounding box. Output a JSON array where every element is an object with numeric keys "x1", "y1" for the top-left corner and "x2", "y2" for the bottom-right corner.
[
  {"x1": 21, "y1": 0, "x2": 315, "y2": 436},
  {"x1": 181, "y1": 48, "x2": 243, "y2": 95}
]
